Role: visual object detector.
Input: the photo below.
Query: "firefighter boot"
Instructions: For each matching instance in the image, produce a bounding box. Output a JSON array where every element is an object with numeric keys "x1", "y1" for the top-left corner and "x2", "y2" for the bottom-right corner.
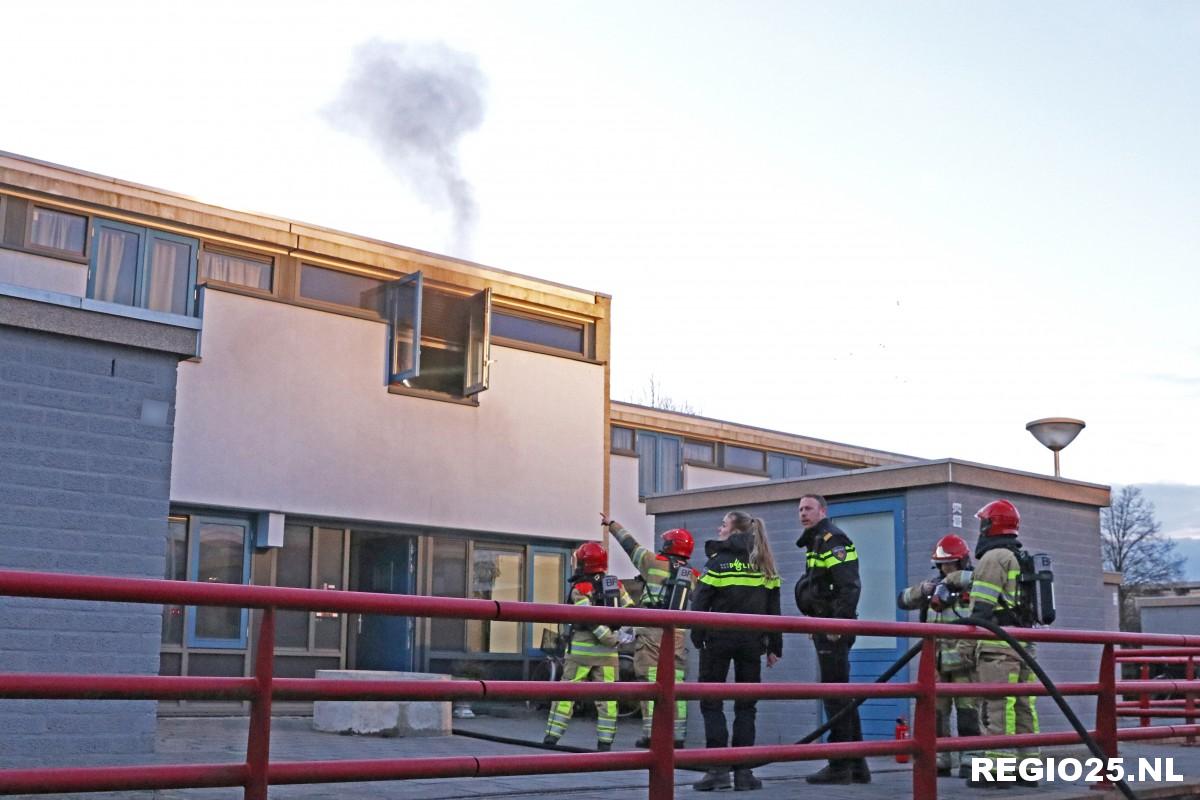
[
  {"x1": 733, "y1": 768, "x2": 762, "y2": 791},
  {"x1": 805, "y1": 763, "x2": 852, "y2": 784},
  {"x1": 694, "y1": 769, "x2": 732, "y2": 791}
]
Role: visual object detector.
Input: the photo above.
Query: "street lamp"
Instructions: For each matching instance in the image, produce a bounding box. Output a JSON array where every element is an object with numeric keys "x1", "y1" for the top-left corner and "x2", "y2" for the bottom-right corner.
[{"x1": 1025, "y1": 417, "x2": 1086, "y2": 478}]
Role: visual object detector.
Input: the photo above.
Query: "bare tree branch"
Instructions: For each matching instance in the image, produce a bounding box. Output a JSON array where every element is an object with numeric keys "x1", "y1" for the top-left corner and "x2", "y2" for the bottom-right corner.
[
  {"x1": 1101, "y1": 486, "x2": 1184, "y2": 630},
  {"x1": 631, "y1": 374, "x2": 700, "y2": 415}
]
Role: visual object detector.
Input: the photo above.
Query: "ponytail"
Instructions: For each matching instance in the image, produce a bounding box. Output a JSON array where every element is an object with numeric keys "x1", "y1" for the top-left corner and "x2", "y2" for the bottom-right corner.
[{"x1": 725, "y1": 510, "x2": 779, "y2": 579}]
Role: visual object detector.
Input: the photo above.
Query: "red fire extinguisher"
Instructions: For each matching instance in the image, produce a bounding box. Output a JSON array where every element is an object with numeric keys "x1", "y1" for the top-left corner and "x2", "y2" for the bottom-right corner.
[{"x1": 895, "y1": 717, "x2": 910, "y2": 763}]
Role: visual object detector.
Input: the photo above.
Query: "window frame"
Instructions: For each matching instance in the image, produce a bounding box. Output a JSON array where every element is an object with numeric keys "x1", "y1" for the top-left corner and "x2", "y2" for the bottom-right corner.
[
  {"x1": 88, "y1": 218, "x2": 199, "y2": 316},
  {"x1": 26, "y1": 204, "x2": 90, "y2": 260},
  {"x1": 466, "y1": 541, "x2": 526, "y2": 655},
  {"x1": 526, "y1": 546, "x2": 571, "y2": 655},
  {"x1": 610, "y1": 425, "x2": 636, "y2": 456},
  {"x1": 185, "y1": 515, "x2": 254, "y2": 649},
  {"x1": 719, "y1": 443, "x2": 769, "y2": 476},
  {"x1": 682, "y1": 438, "x2": 717, "y2": 466},
  {"x1": 198, "y1": 244, "x2": 275, "y2": 295},
  {"x1": 490, "y1": 306, "x2": 590, "y2": 359},
  {"x1": 767, "y1": 452, "x2": 808, "y2": 479},
  {"x1": 635, "y1": 430, "x2": 683, "y2": 499}
]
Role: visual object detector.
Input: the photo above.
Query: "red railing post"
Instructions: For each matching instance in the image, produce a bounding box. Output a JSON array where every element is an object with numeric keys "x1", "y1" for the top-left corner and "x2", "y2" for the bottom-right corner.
[
  {"x1": 912, "y1": 636, "x2": 938, "y2": 800},
  {"x1": 647, "y1": 625, "x2": 676, "y2": 800},
  {"x1": 1092, "y1": 644, "x2": 1117, "y2": 791},
  {"x1": 1186, "y1": 657, "x2": 1196, "y2": 746},
  {"x1": 1139, "y1": 663, "x2": 1150, "y2": 727},
  {"x1": 245, "y1": 607, "x2": 275, "y2": 800}
]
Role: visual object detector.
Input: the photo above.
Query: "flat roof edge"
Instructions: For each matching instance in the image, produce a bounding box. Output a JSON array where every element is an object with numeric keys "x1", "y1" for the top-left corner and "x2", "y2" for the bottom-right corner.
[
  {"x1": 0, "y1": 151, "x2": 605, "y2": 308},
  {"x1": 644, "y1": 458, "x2": 1112, "y2": 514}
]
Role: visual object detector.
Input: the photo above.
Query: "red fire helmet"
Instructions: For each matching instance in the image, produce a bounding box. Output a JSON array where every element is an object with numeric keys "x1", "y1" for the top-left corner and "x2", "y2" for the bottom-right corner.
[
  {"x1": 931, "y1": 534, "x2": 970, "y2": 564},
  {"x1": 661, "y1": 528, "x2": 695, "y2": 559},
  {"x1": 574, "y1": 541, "x2": 608, "y2": 574},
  {"x1": 976, "y1": 499, "x2": 1020, "y2": 536}
]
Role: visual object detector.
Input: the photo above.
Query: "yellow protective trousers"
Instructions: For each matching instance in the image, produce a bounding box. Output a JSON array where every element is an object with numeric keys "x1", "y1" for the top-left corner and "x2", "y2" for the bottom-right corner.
[
  {"x1": 544, "y1": 657, "x2": 618, "y2": 745},
  {"x1": 634, "y1": 628, "x2": 688, "y2": 740},
  {"x1": 975, "y1": 645, "x2": 1040, "y2": 769}
]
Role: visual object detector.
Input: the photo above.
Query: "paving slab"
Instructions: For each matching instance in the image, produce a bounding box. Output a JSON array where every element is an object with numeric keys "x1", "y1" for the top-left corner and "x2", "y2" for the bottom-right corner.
[{"x1": 4, "y1": 712, "x2": 1200, "y2": 799}]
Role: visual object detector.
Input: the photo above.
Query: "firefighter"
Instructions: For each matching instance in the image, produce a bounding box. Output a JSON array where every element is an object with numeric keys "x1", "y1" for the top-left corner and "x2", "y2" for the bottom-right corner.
[
  {"x1": 794, "y1": 493, "x2": 869, "y2": 785},
  {"x1": 897, "y1": 533, "x2": 981, "y2": 777},
  {"x1": 964, "y1": 499, "x2": 1040, "y2": 788},
  {"x1": 601, "y1": 514, "x2": 697, "y2": 748},
  {"x1": 543, "y1": 541, "x2": 634, "y2": 751}
]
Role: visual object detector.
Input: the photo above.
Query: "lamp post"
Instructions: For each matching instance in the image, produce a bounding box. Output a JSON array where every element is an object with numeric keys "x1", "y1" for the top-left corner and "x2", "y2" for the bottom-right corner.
[{"x1": 1025, "y1": 417, "x2": 1086, "y2": 477}]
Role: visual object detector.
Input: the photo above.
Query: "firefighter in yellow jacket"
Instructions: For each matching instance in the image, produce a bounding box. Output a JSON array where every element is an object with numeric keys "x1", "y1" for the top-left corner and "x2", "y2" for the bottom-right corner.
[
  {"x1": 602, "y1": 514, "x2": 697, "y2": 747},
  {"x1": 897, "y1": 533, "x2": 981, "y2": 777},
  {"x1": 962, "y1": 499, "x2": 1040, "y2": 788},
  {"x1": 543, "y1": 541, "x2": 634, "y2": 750}
]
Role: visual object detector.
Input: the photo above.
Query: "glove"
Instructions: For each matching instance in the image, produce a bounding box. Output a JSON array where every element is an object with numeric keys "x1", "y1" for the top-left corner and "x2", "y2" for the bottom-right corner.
[
  {"x1": 920, "y1": 579, "x2": 938, "y2": 596},
  {"x1": 617, "y1": 627, "x2": 635, "y2": 646},
  {"x1": 690, "y1": 629, "x2": 706, "y2": 649}
]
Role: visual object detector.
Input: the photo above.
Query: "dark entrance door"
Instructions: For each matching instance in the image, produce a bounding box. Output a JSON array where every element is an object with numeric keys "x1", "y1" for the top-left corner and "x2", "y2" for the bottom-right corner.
[{"x1": 350, "y1": 533, "x2": 415, "y2": 671}]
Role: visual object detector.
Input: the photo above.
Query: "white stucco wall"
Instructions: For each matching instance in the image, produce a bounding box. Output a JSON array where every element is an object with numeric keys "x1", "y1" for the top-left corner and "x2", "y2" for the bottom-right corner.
[
  {"x1": 684, "y1": 464, "x2": 765, "y2": 490},
  {"x1": 607, "y1": 454, "x2": 655, "y2": 578},
  {"x1": 172, "y1": 289, "x2": 605, "y2": 540},
  {"x1": 0, "y1": 250, "x2": 86, "y2": 296}
]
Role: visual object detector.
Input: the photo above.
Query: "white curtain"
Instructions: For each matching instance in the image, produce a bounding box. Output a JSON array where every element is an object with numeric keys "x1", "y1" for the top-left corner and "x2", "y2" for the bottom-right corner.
[
  {"x1": 145, "y1": 239, "x2": 189, "y2": 315},
  {"x1": 201, "y1": 252, "x2": 271, "y2": 290},
  {"x1": 30, "y1": 208, "x2": 85, "y2": 253},
  {"x1": 94, "y1": 228, "x2": 138, "y2": 304}
]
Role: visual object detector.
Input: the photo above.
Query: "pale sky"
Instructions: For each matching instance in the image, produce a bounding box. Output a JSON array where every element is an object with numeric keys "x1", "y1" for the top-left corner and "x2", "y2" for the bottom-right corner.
[{"x1": 3, "y1": 2, "x2": 1198, "y2": 501}]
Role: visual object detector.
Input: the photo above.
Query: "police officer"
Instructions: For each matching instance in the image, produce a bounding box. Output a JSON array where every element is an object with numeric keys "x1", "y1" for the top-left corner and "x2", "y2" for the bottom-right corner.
[
  {"x1": 794, "y1": 493, "x2": 869, "y2": 785},
  {"x1": 897, "y1": 534, "x2": 981, "y2": 777},
  {"x1": 963, "y1": 499, "x2": 1040, "y2": 788},
  {"x1": 543, "y1": 541, "x2": 634, "y2": 751},
  {"x1": 601, "y1": 514, "x2": 697, "y2": 748},
  {"x1": 690, "y1": 510, "x2": 782, "y2": 792}
]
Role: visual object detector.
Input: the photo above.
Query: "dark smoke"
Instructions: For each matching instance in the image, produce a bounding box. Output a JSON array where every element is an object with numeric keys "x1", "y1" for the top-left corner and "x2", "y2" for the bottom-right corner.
[{"x1": 325, "y1": 40, "x2": 485, "y2": 254}]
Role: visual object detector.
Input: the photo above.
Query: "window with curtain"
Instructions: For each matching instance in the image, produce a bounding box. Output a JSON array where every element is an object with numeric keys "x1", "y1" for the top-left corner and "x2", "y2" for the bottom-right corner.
[
  {"x1": 635, "y1": 431, "x2": 682, "y2": 497},
  {"x1": 200, "y1": 249, "x2": 273, "y2": 291},
  {"x1": 89, "y1": 219, "x2": 198, "y2": 316},
  {"x1": 29, "y1": 207, "x2": 87, "y2": 255}
]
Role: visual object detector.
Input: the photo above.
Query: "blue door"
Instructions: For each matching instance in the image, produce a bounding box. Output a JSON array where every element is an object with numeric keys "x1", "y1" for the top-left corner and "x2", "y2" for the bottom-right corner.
[
  {"x1": 352, "y1": 535, "x2": 415, "y2": 671},
  {"x1": 827, "y1": 496, "x2": 908, "y2": 740}
]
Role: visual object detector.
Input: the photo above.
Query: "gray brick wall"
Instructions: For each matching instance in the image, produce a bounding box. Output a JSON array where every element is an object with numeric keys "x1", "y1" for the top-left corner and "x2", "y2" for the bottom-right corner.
[
  {"x1": 656, "y1": 485, "x2": 1108, "y2": 748},
  {"x1": 1141, "y1": 604, "x2": 1200, "y2": 636},
  {"x1": 0, "y1": 325, "x2": 178, "y2": 767}
]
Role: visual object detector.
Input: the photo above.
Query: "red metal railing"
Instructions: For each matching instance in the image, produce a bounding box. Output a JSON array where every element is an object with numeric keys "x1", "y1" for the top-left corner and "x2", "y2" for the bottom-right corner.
[
  {"x1": 1115, "y1": 647, "x2": 1200, "y2": 743},
  {"x1": 2, "y1": 568, "x2": 1200, "y2": 799}
]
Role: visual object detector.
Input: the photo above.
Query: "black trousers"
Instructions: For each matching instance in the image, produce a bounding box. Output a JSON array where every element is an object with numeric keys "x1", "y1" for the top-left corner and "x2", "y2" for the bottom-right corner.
[
  {"x1": 814, "y1": 633, "x2": 863, "y2": 765},
  {"x1": 698, "y1": 639, "x2": 762, "y2": 750}
]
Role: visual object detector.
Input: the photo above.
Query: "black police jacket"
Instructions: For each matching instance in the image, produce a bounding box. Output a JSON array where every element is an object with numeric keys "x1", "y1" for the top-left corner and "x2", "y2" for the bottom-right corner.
[
  {"x1": 689, "y1": 533, "x2": 783, "y2": 657},
  {"x1": 795, "y1": 518, "x2": 861, "y2": 620}
]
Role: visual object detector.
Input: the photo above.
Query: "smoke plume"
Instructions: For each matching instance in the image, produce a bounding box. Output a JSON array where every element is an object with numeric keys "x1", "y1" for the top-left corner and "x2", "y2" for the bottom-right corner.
[{"x1": 325, "y1": 40, "x2": 485, "y2": 254}]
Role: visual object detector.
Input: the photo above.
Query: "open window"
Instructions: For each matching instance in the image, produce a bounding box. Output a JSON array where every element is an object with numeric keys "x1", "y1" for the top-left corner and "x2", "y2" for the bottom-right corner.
[{"x1": 385, "y1": 271, "x2": 492, "y2": 398}]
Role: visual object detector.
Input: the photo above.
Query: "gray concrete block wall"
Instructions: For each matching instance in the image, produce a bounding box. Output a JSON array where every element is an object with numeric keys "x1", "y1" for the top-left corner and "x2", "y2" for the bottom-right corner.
[
  {"x1": 1141, "y1": 604, "x2": 1200, "y2": 636},
  {"x1": 0, "y1": 325, "x2": 178, "y2": 767}
]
